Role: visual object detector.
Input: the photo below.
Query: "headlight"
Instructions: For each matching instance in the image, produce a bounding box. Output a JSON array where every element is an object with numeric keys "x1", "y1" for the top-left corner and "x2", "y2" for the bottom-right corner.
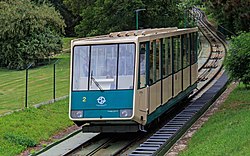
[
  {"x1": 120, "y1": 109, "x2": 132, "y2": 118},
  {"x1": 71, "y1": 110, "x2": 83, "y2": 118}
]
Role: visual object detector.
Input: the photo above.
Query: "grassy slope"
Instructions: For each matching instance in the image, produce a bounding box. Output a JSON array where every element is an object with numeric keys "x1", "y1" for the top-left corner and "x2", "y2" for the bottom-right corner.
[
  {"x1": 0, "y1": 53, "x2": 70, "y2": 114},
  {"x1": 0, "y1": 37, "x2": 75, "y2": 155},
  {"x1": 0, "y1": 98, "x2": 73, "y2": 156},
  {"x1": 179, "y1": 84, "x2": 250, "y2": 156},
  {"x1": 0, "y1": 37, "x2": 76, "y2": 115}
]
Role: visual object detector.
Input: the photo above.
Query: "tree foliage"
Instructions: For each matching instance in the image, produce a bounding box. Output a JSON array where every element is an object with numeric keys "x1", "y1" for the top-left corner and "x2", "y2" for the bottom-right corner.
[
  {"x1": 0, "y1": 0, "x2": 65, "y2": 69},
  {"x1": 63, "y1": 0, "x2": 184, "y2": 37},
  {"x1": 74, "y1": 0, "x2": 145, "y2": 37},
  {"x1": 206, "y1": 0, "x2": 250, "y2": 34},
  {"x1": 33, "y1": 0, "x2": 81, "y2": 36},
  {"x1": 225, "y1": 32, "x2": 250, "y2": 86}
]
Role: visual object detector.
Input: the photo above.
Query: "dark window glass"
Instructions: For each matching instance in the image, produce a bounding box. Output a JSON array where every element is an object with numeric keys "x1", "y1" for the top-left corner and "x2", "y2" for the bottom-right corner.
[
  {"x1": 139, "y1": 42, "x2": 147, "y2": 88},
  {"x1": 173, "y1": 36, "x2": 181, "y2": 72},
  {"x1": 162, "y1": 37, "x2": 172, "y2": 77},
  {"x1": 182, "y1": 34, "x2": 189, "y2": 68},
  {"x1": 149, "y1": 40, "x2": 160, "y2": 84},
  {"x1": 191, "y1": 33, "x2": 196, "y2": 64},
  {"x1": 155, "y1": 39, "x2": 160, "y2": 81},
  {"x1": 187, "y1": 34, "x2": 190, "y2": 66}
]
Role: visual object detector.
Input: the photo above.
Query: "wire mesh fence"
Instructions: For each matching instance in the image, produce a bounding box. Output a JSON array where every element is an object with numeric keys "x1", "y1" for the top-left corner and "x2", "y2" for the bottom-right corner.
[{"x1": 0, "y1": 53, "x2": 70, "y2": 115}]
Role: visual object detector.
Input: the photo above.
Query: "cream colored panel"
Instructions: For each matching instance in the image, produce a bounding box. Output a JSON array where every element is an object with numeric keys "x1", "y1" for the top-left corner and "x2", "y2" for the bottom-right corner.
[
  {"x1": 183, "y1": 67, "x2": 190, "y2": 90},
  {"x1": 174, "y1": 71, "x2": 182, "y2": 96},
  {"x1": 163, "y1": 76, "x2": 172, "y2": 104},
  {"x1": 149, "y1": 84, "x2": 157, "y2": 114},
  {"x1": 149, "y1": 81, "x2": 161, "y2": 114},
  {"x1": 134, "y1": 88, "x2": 148, "y2": 125},
  {"x1": 156, "y1": 82, "x2": 161, "y2": 108}
]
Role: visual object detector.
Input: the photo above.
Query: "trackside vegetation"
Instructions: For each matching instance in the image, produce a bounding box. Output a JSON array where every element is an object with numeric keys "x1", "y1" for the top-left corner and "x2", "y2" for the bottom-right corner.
[
  {"x1": 179, "y1": 84, "x2": 250, "y2": 156},
  {"x1": 0, "y1": 98, "x2": 73, "y2": 156},
  {"x1": 225, "y1": 32, "x2": 250, "y2": 87}
]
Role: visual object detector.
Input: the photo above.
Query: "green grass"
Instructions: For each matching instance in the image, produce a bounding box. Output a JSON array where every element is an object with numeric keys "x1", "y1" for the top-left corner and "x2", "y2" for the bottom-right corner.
[
  {"x1": 0, "y1": 98, "x2": 73, "y2": 156},
  {"x1": 179, "y1": 84, "x2": 250, "y2": 156},
  {"x1": 0, "y1": 37, "x2": 74, "y2": 155},
  {"x1": 0, "y1": 52, "x2": 70, "y2": 115},
  {"x1": 62, "y1": 37, "x2": 75, "y2": 50}
]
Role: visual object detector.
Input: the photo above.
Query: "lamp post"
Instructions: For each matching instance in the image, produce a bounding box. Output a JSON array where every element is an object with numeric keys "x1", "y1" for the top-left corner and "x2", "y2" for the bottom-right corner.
[{"x1": 135, "y1": 8, "x2": 146, "y2": 30}]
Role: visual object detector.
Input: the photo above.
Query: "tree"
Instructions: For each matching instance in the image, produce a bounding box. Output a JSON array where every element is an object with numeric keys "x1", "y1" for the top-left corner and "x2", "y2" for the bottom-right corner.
[
  {"x1": 64, "y1": 0, "x2": 183, "y2": 37},
  {"x1": 33, "y1": 0, "x2": 81, "y2": 36},
  {"x1": 143, "y1": 0, "x2": 182, "y2": 28},
  {"x1": 74, "y1": 0, "x2": 145, "y2": 37},
  {"x1": 0, "y1": 0, "x2": 65, "y2": 69},
  {"x1": 225, "y1": 32, "x2": 250, "y2": 87},
  {"x1": 206, "y1": 0, "x2": 250, "y2": 35}
]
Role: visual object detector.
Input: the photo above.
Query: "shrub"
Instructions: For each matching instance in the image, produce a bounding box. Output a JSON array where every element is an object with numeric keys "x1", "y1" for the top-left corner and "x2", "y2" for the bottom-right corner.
[
  {"x1": 4, "y1": 133, "x2": 36, "y2": 147},
  {"x1": 0, "y1": 0, "x2": 65, "y2": 69},
  {"x1": 225, "y1": 32, "x2": 250, "y2": 87}
]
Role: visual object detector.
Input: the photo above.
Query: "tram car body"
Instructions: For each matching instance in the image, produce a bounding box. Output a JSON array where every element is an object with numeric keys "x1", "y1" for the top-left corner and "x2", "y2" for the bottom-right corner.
[{"x1": 69, "y1": 27, "x2": 198, "y2": 132}]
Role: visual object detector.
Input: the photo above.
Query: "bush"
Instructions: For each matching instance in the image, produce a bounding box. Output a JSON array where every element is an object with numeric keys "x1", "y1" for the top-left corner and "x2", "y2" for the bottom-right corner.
[
  {"x1": 4, "y1": 133, "x2": 36, "y2": 147},
  {"x1": 0, "y1": 0, "x2": 65, "y2": 70},
  {"x1": 225, "y1": 32, "x2": 250, "y2": 87}
]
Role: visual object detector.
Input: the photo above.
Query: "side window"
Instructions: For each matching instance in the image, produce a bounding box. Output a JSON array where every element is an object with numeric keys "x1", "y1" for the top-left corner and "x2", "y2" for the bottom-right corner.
[
  {"x1": 138, "y1": 42, "x2": 147, "y2": 88},
  {"x1": 149, "y1": 40, "x2": 160, "y2": 85},
  {"x1": 162, "y1": 39, "x2": 167, "y2": 77},
  {"x1": 182, "y1": 34, "x2": 188, "y2": 68},
  {"x1": 162, "y1": 37, "x2": 171, "y2": 77},
  {"x1": 191, "y1": 33, "x2": 196, "y2": 64},
  {"x1": 118, "y1": 44, "x2": 135, "y2": 89},
  {"x1": 173, "y1": 36, "x2": 181, "y2": 73},
  {"x1": 167, "y1": 38, "x2": 172, "y2": 75},
  {"x1": 187, "y1": 33, "x2": 190, "y2": 66},
  {"x1": 194, "y1": 32, "x2": 198, "y2": 63},
  {"x1": 155, "y1": 39, "x2": 160, "y2": 81},
  {"x1": 149, "y1": 41, "x2": 154, "y2": 84}
]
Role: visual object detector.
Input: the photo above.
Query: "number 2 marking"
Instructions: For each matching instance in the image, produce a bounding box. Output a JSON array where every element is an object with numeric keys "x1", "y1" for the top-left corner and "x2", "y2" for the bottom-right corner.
[{"x1": 82, "y1": 97, "x2": 87, "y2": 102}]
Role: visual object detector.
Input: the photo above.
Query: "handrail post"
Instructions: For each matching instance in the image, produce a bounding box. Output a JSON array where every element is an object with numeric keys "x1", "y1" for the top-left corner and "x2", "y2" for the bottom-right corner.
[
  {"x1": 53, "y1": 59, "x2": 59, "y2": 102},
  {"x1": 25, "y1": 63, "x2": 33, "y2": 108}
]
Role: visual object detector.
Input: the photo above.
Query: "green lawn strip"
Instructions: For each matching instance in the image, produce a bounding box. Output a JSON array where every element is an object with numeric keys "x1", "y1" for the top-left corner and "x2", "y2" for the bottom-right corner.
[
  {"x1": 62, "y1": 37, "x2": 75, "y2": 50},
  {"x1": 0, "y1": 53, "x2": 70, "y2": 114},
  {"x1": 0, "y1": 98, "x2": 73, "y2": 156},
  {"x1": 179, "y1": 84, "x2": 250, "y2": 156}
]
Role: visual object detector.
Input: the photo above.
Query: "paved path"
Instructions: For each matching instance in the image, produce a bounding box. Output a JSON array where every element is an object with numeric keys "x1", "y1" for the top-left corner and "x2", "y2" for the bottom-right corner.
[{"x1": 38, "y1": 132, "x2": 98, "y2": 156}]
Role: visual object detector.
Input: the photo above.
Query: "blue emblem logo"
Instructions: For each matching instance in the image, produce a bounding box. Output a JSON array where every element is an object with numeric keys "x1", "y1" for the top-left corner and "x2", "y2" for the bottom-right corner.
[{"x1": 97, "y1": 96, "x2": 106, "y2": 105}]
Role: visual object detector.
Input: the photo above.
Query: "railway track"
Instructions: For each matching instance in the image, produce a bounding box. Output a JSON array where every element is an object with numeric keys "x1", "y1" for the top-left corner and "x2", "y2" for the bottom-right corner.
[
  {"x1": 38, "y1": 8, "x2": 227, "y2": 156},
  {"x1": 191, "y1": 7, "x2": 227, "y2": 98},
  {"x1": 65, "y1": 132, "x2": 145, "y2": 156}
]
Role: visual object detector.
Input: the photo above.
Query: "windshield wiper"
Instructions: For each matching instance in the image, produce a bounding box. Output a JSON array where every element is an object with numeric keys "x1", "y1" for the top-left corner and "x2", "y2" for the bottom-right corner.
[{"x1": 91, "y1": 71, "x2": 104, "y2": 91}]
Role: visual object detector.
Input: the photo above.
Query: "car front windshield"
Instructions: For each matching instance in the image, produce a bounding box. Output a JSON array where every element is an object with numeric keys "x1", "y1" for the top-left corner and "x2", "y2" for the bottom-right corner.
[{"x1": 72, "y1": 43, "x2": 135, "y2": 91}]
